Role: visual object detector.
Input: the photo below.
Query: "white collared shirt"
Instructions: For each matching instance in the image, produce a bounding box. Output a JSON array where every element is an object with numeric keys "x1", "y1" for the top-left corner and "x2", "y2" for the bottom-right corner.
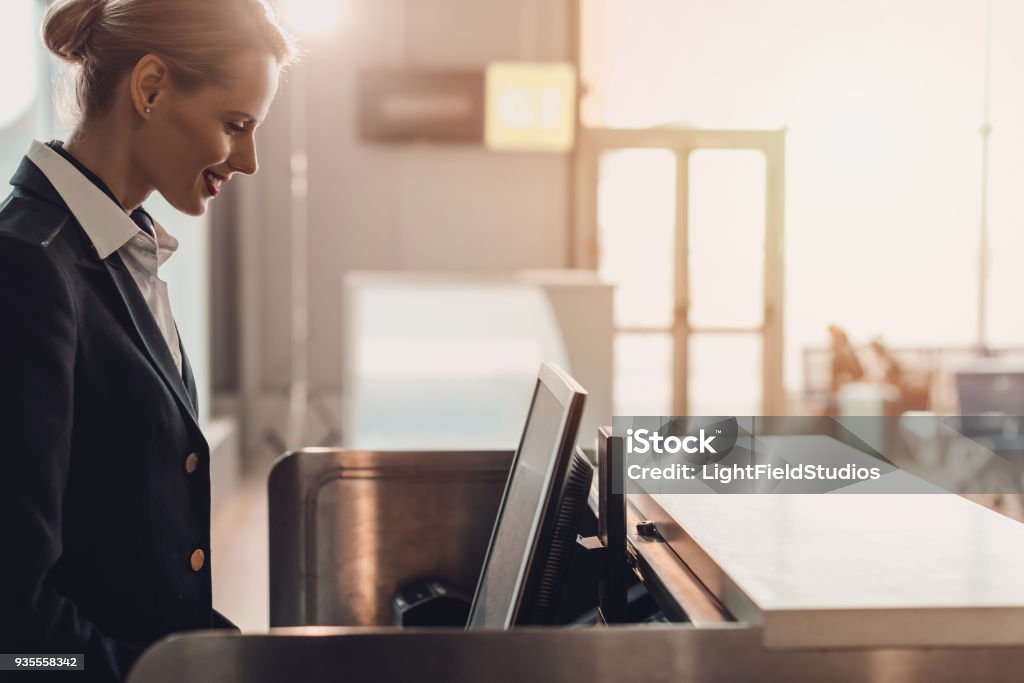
[{"x1": 25, "y1": 140, "x2": 183, "y2": 373}]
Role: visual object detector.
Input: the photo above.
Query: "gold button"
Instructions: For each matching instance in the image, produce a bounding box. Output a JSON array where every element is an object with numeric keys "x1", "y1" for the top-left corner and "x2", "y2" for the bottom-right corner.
[
  {"x1": 184, "y1": 452, "x2": 199, "y2": 474},
  {"x1": 190, "y1": 549, "x2": 205, "y2": 572}
]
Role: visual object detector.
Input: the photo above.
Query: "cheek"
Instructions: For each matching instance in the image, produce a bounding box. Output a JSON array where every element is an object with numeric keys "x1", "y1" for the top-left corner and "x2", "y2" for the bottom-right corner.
[
  {"x1": 163, "y1": 111, "x2": 230, "y2": 173},
  {"x1": 197, "y1": 126, "x2": 232, "y2": 165}
]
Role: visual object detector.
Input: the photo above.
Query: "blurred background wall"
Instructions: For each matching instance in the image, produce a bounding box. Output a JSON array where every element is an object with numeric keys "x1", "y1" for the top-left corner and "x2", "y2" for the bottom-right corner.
[{"x1": 4, "y1": 0, "x2": 1024, "y2": 474}]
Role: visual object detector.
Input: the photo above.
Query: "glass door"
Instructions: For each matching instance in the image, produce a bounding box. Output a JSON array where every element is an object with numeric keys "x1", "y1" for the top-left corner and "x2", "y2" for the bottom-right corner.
[{"x1": 575, "y1": 128, "x2": 785, "y2": 417}]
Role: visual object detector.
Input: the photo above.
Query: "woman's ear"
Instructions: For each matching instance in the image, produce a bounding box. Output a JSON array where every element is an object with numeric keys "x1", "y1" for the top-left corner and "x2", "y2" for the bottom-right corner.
[{"x1": 130, "y1": 54, "x2": 170, "y2": 118}]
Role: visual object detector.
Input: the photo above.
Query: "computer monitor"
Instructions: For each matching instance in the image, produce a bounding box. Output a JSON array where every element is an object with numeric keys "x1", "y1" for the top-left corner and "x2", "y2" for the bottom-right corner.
[
  {"x1": 956, "y1": 369, "x2": 1024, "y2": 449},
  {"x1": 467, "y1": 362, "x2": 589, "y2": 628}
]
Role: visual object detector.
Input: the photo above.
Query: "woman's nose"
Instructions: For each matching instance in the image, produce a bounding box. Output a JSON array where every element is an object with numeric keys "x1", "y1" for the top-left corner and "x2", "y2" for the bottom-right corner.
[{"x1": 229, "y1": 137, "x2": 259, "y2": 175}]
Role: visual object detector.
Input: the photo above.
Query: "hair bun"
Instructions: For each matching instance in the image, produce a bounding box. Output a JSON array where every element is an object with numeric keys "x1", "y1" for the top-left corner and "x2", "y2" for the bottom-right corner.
[{"x1": 42, "y1": 0, "x2": 107, "y2": 65}]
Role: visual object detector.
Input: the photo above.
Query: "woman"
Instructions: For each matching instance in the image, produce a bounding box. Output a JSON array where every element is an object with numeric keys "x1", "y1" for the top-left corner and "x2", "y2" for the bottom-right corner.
[{"x1": 0, "y1": 0, "x2": 294, "y2": 679}]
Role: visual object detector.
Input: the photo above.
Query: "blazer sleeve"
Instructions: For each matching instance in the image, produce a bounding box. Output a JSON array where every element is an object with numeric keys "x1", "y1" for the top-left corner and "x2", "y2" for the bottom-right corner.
[{"x1": 0, "y1": 236, "x2": 140, "y2": 681}]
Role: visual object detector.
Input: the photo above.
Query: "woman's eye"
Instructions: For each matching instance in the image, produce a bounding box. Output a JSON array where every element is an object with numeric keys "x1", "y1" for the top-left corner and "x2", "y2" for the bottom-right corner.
[{"x1": 225, "y1": 123, "x2": 246, "y2": 135}]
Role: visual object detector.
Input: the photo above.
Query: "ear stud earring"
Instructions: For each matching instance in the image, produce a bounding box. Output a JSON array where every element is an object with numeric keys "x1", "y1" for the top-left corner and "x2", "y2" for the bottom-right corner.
[{"x1": 144, "y1": 107, "x2": 152, "y2": 114}]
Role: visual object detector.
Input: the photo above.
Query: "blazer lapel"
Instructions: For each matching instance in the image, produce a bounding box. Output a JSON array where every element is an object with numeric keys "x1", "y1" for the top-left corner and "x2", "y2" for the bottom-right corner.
[
  {"x1": 11, "y1": 151, "x2": 201, "y2": 429},
  {"x1": 180, "y1": 332, "x2": 199, "y2": 414},
  {"x1": 103, "y1": 253, "x2": 200, "y2": 426}
]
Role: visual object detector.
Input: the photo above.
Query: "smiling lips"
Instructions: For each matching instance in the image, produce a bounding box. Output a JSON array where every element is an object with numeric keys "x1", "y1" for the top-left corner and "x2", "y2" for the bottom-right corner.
[{"x1": 203, "y1": 170, "x2": 227, "y2": 197}]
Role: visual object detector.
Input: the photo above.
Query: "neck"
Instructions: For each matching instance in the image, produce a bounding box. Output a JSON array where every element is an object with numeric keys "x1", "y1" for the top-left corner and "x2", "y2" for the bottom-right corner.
[{"x1": 64, "y1": 120, "x2": 152, "y2": 212}]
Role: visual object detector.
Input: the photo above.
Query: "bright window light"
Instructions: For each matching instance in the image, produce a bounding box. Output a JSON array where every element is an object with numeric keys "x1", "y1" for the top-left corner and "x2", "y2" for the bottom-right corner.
[
  {"x1": 277, "y1": 0, "x2": 345, "y2": 38},
  {"x1": 0, "y1": 1, "x2": 38, "y2": 128}
]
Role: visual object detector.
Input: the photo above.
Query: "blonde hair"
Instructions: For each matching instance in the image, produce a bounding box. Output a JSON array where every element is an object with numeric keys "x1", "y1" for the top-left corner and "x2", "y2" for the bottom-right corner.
[{"x1": 43, "y1": 0, "x2": 298, "y2": 120}]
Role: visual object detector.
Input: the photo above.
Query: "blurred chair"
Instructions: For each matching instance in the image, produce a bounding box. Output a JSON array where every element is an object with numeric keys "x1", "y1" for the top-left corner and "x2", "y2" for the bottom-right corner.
[{"x1": 802, "y1": 343, "x2": 1024, "y2": 416}]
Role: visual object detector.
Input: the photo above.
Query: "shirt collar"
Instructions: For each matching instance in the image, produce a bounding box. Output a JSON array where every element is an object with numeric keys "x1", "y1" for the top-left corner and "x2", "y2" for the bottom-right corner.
[
  {"x1": 25, "y1": 139, "x2": 175, "y2": 260},
  {"x1": 46, "y1": 140, "x2": 124, "y2": 208}
]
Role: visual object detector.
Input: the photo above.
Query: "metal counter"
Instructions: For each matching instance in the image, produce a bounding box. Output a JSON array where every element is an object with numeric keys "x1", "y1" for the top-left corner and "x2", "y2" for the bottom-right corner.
[
  {"x1": 268, "y1": 448, "x2": 512, "y2": 626},
  {"x1": 128, "y1": 626, "x2": 1024, "y2": 683},
  {"x1": 124, "y1": 445, "x2": 1024, "y2": 683}
]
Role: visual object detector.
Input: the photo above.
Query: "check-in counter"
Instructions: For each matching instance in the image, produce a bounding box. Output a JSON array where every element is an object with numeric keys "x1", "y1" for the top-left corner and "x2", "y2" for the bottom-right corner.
[
  {"x1": 629, "y1": 435, "x2": 1024, "y2": 649},
  {"x1": 128, "y1": 441, "x2": 1024, "y2": 682},
  {"x1": 266, "y1": 448, "x2": 513, "y2": 627}
]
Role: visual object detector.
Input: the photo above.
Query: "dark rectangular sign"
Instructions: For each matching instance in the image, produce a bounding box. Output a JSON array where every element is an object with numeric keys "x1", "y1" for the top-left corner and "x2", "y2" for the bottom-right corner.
[{"x1": 358, "y1": 69, "x2": 485, "y2": 144}]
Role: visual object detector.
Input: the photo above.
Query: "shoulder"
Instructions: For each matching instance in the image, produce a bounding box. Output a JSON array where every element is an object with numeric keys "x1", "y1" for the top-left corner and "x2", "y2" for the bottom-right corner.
[
  {"x1": 0, "y1": 191, "x2": 77, "y2": 308},
  {"x1": 0, "y1": 187, "x2": 73, "y2": 249}
]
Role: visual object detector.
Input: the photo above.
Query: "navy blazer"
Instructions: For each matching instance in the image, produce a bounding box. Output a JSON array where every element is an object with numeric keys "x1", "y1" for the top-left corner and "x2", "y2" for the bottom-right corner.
[{"x1": 0, "y1": 156, "x2": 226, "y2": 680}]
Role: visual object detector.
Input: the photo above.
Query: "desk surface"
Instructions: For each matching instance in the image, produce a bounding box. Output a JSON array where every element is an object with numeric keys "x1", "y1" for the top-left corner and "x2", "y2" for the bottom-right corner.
[{"x1": 632, "y1": 435, "x2": 1024, "y2": 648}]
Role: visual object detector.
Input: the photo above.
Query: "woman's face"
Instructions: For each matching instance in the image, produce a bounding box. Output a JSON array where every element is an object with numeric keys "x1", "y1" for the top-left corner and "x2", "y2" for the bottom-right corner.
[{"x1": 138, "y1": 51, "x2": 280, "y2": 216}]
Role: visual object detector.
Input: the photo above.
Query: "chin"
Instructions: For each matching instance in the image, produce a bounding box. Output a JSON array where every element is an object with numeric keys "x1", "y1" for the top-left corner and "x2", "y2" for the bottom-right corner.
[{"x1": 168, "y1": 195, "x2": 209, "y2": 217}]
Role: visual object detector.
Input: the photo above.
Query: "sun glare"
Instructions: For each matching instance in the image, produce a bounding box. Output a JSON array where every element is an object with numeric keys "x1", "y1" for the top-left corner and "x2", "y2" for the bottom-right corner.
[
  {"x1": 278, "y1": 0, "x2": 345, "y2": 38},
  {"x1": 0, "y1": 1, "x2": 37, "y2": 128},
  {"x1": 801, "y1": 87, "x2": 913, "y2": 191}
]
